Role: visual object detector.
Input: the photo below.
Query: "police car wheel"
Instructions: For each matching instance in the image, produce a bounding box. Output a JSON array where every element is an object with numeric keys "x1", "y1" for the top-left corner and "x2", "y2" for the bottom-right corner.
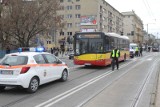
[
  {"x1": 60, "y1": 70, "x2": 68, "y2": 82},
  {"x1": 27, "y1": 77, "x2": 39, "y2": 93},
  {"x1": 0, "y1": 86, "x2": 5, "y2": 91}
]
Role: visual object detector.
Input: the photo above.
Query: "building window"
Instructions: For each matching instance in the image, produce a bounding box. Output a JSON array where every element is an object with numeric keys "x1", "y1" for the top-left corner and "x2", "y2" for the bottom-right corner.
[
  {"x1": 67, "y1": 32, "x2": 72, "y2": 36},
  {"x1": 75, "y1": 14, "x2": 81, "y2": 18},
  {"x1": 47, "y1": 41, "x2": 51, "y2": 44},
  {"x1": 75, "y1": 22, "x2": 80, "y2": 27},
  {"x1": 67, "y1": 14, "x2": 72, "y2": 18},
  {"x1": 76, "y1": 0, "x2": 80, "y2": 2},
  {"x1": 75, "y1": 5, "x2": 81, "y2": 10},
  {"x1": 67, "y1": 6, "x2": 72, "y2": 10},
  {"x1": 60, "y1": 31, "x2": 64, "y2": 36},
  {"x1": 67, "y1": 23, "x2": 72, "y2": 28},
  {"x1": 60, "y1": 0, "x2": 64, "y2": 3},
  {"x1": 60, "y1": 6, "x2": 64, "y2": 10}
]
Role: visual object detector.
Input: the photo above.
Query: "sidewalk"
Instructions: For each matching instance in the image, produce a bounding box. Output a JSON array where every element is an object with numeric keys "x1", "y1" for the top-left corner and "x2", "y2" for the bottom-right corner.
[{"x1": 155, "y1": 72, "x2": 160, "y2": 107}]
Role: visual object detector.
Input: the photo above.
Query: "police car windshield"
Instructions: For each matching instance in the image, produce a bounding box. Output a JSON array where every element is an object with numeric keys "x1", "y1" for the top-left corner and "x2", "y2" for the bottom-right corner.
[{"x1": 1, "y1": 56, "x2": 28, "y2": 66}]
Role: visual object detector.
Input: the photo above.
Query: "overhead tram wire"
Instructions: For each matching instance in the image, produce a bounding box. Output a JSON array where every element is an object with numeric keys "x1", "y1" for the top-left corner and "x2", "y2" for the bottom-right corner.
[
  {"x1": 144, "y1": 0, "x2": 156, "y2": 21},
  {"x1": 142, "y1": 0, "x2": 156, "y2": 21}
]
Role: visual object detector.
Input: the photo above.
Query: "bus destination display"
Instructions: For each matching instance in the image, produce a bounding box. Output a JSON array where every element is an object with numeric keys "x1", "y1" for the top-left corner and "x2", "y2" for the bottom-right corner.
[{"x1": 77, "y1": 34, "x2": 101, "y2": 38}]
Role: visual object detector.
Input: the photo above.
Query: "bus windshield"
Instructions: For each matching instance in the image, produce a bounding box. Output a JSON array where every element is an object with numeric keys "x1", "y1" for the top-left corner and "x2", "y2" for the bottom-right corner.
[{"x1": 75, "y1": 36, "x2": 103, "y2": 55}]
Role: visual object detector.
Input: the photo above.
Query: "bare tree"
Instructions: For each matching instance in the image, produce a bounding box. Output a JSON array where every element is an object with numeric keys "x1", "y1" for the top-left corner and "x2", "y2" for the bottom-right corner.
[{"x1": 0, "y1": 0, "x2": 63, "y2": 48}]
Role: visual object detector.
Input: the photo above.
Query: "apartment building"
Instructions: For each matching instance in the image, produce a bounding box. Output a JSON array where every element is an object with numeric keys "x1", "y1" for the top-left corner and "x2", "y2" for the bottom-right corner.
[
  {"x1": 58, "y1": 0, "x2": 124, "y2": 48},
  {"x1": 122, "y1": 11, "x2": 143, "y2": 45}
]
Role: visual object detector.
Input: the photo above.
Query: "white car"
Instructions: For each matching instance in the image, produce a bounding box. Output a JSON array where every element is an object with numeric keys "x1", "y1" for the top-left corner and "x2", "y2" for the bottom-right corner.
[
  {"x1": 0, "y1": 47, "x2": 69, "y2": 93},
  {"x1": 130, "y1": 43, "x2": 138, "y2": 58}
]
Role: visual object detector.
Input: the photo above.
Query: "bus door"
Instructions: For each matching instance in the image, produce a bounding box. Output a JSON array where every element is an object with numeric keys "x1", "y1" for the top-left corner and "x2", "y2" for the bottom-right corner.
[
  {"x1": 96, "y1": 42, "x2": 103, "y2": 59},
  {"x1": 88, "y1": 39, "x2": 103, "y2": 60}
]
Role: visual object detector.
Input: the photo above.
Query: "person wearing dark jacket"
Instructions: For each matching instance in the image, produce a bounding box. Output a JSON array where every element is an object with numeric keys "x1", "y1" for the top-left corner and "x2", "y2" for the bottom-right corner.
[
  {"x1": 110, "y1": 47, "x2": 120, "y2": 71},
  {"x1": 6, "y1": 46, "x2": 10, "y2": 54},
  {"x1": 139, "y1": 46, "x2": 143, "y2": 56}
]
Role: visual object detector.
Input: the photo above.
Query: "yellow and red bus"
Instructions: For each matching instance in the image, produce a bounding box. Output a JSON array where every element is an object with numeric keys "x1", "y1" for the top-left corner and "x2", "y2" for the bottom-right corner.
[{"x1": 73, "y1": 32, "x2": 130, "y2": 66}]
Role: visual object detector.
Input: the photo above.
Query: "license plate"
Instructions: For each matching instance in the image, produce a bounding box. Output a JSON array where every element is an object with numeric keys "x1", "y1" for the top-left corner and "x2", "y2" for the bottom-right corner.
[{"x1": 0, "y1": 70, "x2": 13, "y2": 75}]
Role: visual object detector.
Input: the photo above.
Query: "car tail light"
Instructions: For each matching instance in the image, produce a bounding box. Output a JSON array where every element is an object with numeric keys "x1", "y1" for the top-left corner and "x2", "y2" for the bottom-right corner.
[{"x1": 20, "y1": 67, "x2": 30, "y2": 74}]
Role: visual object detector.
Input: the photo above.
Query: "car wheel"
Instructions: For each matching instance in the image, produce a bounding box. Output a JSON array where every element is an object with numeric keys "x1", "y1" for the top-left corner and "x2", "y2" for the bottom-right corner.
[
  {"x1": 0, "y1": 86, "x2": 5, "y2": 91},
  {"x1": 26, "y1": 77, "x2": 39, "y2": 93},
  {"x1": 60, "y1": 70, "x2": 68, "y2": 82}
]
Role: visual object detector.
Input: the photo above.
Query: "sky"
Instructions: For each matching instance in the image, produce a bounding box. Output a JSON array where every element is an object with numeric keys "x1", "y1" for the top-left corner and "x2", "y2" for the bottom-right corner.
[{"x1": 106, "y1": 0, "x2": 160, "y2": 38}]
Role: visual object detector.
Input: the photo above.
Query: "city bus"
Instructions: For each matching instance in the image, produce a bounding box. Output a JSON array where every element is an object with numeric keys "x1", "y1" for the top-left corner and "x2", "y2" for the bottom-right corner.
[{"x1": 73, "y1": 32, "x2": 130, "y2": 66}]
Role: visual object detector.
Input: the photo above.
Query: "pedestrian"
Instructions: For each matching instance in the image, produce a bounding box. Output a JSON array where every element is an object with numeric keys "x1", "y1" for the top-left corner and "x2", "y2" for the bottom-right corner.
[
  {"x1": 51, "y1": 48, "x2": 53, "y2": 54},
  {"x1": 61, "y1": 47, "x2": 65, "y2": 57},
  {"x1": 6, "y1": 46, "x2": 10, "y2": 54},
  {"x1": 139, "y1": 46, "x2": 143, "y2": 56},
  {"x1": 110, "y1": 47, "x2": 120, "y2": 71},
  {"x1": 135, "y1": 46, "x2": 139, "y2": 56},
  {"x1": 148, "y1": 47, "x2": 150, "y2": 52}
]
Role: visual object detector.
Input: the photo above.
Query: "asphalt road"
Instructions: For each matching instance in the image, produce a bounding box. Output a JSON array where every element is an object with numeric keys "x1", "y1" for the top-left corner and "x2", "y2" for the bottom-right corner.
[{"x1": 0, "y1": 52, "x2": 159, "y2": 107}]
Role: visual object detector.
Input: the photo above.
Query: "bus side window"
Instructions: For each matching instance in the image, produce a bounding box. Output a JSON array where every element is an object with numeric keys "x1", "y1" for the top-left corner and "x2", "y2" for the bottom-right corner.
[
  {"x1": 119, "y1": 38, "x2": 122, "y2": 50},
  {"x1": 110, "y1": 37, "x2": 114, "y2": 50},
  {"x1": 97, "y1": 42, "x2": 103, "y2": 52},
  {"x1": 104, "y1": 36, "x2": 109, "y2": 52}
]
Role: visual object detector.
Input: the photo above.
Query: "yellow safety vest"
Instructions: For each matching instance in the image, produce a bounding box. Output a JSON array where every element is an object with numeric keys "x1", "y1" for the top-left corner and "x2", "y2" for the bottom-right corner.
[
  {"x1": 135, "y1": 47, "x2": 139, "y2": 51},
  {"x1": 112, "y1": 50, "x2": 119, "y2": 58}
]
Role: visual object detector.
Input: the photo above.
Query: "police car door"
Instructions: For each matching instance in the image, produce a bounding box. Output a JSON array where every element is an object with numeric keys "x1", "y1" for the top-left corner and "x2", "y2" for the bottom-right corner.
[
  {"x1": 33, "y1": 54, "x2": 49, "y2": 84},
  {"x1": 43, "y1": 54, "x2": 63, "y2": 81}
]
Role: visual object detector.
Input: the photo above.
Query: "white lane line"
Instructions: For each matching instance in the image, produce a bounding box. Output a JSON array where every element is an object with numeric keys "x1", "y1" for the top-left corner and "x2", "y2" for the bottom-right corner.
[
  {"x1": 35, "y1": 70, "x2": 114, "y2": 107},
  {"x1": 146, "y1": 58, "x2": 153, "y2": 61},
  {"x1": 44, "y1": 71, "x2": 114, "y2": 107}
]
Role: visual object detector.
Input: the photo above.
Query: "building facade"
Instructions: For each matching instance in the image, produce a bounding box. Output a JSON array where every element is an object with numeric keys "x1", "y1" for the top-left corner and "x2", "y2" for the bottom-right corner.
[
  {"x1": 122, "y1": 11, "x2": 143, "y2": 45},
  {"x1": 57, "y1": 0, "x2": 124, "y2": 49}
]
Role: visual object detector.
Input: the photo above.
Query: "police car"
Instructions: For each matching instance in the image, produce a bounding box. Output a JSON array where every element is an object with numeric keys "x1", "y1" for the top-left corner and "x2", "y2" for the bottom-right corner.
[{"x1": 0, "y1": 47, "x2": 69, "y2": 93}]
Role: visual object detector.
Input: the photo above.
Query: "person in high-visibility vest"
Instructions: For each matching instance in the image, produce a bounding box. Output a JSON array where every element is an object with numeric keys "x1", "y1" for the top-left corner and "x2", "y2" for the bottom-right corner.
[
  {"x1": 110, "y1": 47, "x2": 120, "y2": 71},
  {"x1": 135, "y1": 46, "x2": 139, "y2": 56}
]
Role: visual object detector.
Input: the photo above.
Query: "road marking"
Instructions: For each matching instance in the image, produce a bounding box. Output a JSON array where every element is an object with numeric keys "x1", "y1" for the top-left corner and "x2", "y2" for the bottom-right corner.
[
  {"x1": 35, "y1": 70, "x2": 114, "y2": 107},
  {"x1": 146, "y1": 58, "x2": 152, "y2": 61}
]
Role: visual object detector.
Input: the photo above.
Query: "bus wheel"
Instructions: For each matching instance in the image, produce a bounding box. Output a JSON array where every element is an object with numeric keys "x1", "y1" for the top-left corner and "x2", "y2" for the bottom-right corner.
[
  {"x1": 124, "y1": 54, "x2": 126, "y2": 61},
  {"x1": 0, "y1": 86, "x2": 5, "y2": 91}
]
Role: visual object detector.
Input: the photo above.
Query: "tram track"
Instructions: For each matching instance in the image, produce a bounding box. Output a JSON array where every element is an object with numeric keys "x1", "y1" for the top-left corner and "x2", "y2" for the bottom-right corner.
[{"x1": 130, "y1": 59, "x2": 160, "y2": 107}]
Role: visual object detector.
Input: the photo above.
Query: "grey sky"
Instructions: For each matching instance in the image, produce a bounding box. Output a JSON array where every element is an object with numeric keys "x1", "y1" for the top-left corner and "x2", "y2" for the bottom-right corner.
[{"x1": 106, "y1": 0, "x2": 160, "y2": 38}]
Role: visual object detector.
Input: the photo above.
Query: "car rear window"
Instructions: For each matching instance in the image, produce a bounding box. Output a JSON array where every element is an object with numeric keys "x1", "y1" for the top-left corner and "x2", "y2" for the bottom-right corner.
[{"x1": 0, "y1": 56, "x2": 28, "y2": 66}]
